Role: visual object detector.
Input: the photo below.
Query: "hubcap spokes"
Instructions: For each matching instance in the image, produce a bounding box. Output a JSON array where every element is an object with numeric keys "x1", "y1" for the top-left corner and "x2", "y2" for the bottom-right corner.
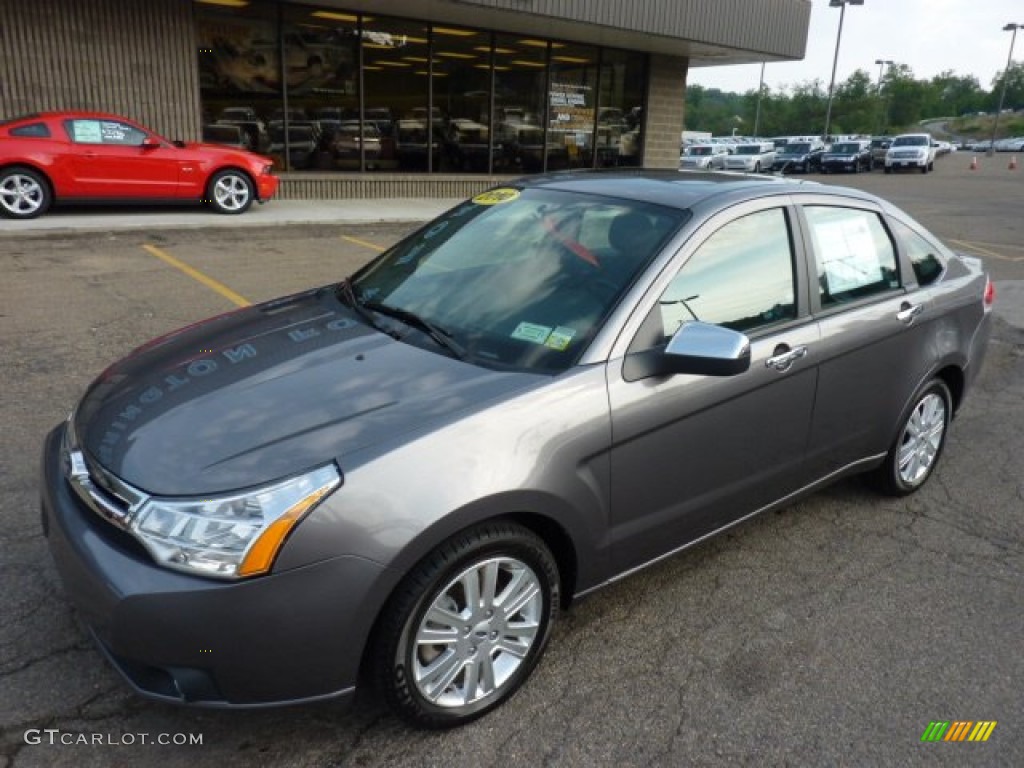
[
  {"x1": 1, "y1": 175, "x2": 43, "y2": 214},
  {"x1": 898, "y1": 393, "x2": 946, "y2": 485},
  {"x1": 413, "y1": 557, "x2": 542, "y2": 708},
  {"x1": 214, "y1": 176, "x2": 248, "y2": 210}
]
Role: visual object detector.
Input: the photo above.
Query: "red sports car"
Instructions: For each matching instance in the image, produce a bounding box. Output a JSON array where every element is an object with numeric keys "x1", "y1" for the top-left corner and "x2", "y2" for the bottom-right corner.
[{"x1": 0, "y1": 111, "x2": 279, "y2": 218}]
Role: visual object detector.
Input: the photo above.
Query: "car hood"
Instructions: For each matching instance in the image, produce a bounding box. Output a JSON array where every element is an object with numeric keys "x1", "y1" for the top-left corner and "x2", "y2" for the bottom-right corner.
[{"x1": 75, "y1": 288, "x2": 538, "y2": 496}]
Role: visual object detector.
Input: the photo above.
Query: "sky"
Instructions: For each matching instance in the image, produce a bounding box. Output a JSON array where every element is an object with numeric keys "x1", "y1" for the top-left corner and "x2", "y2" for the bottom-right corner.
[{"x1": 686, "y1": 0, "x2": 1024, "y2": 95}]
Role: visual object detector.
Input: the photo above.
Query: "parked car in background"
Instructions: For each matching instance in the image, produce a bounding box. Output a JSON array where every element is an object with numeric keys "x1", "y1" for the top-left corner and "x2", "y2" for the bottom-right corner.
[
  {"x1": 201, "y1": 123, "x2": 248, "y2": 150},
  {"x1": 268, "y1": 123, "x2": 321, "y2": 170},
  {"x1": 680, "y1": 143, "x2": 730, "y2": 170},
  {"x1": 870, "y1": 137, "x2": 892, "y2": 169},
  {"x1": 723, "y1": 141, "x2": 776, "y2": 173},
  {"x1": 885, "y1": 133, "x2": 937, "y2": 174},
  {"x1": 772, "y1": 140, "x2": 825, "y2": 173},
  {"x1": 821, "y1": 139, "x2": 872, "y2": 173},
  {"x1": 0, "y1": 111, "x2": 277, "y2": 218},
  {"x1": 331, "y1": 121, "x2": 383, "y2": 169},
  {"x1": 215, "y1": 106, "x2": 269, "y2": 153},
  {"x1": 42, "y1": 170, "x2": 993, "y2": 729}
]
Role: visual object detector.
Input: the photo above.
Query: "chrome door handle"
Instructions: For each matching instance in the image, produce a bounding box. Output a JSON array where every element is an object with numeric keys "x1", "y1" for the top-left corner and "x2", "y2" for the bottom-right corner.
[
  {"x1": 896, "y1": 303, "x2": 924, "y2": 323},
  {"x1": 765, "y1": 345, "x2": 807, "y2": 371}
]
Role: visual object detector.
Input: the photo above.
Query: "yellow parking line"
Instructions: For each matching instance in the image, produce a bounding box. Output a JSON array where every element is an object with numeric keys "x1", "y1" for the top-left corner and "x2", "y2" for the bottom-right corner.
[
  {"x1": 142, "y1": 244, "x2": 251, "y2": 307},
  {"x1": 947, "y1": 239, "x2": 1022, "y2": 262},
  {"x1": 340, "y1": 235, "x2": 387, "y2": 253}
]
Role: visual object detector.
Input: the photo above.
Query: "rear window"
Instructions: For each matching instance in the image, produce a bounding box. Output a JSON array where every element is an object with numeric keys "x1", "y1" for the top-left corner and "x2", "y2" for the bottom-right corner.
[{"x1": 9, "y1": 122, "x2": 51, "y2": 138}]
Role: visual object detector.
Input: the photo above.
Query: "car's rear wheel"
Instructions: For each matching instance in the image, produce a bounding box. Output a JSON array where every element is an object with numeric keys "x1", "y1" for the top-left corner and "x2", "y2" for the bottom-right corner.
[
  {"x1": 207, "y1": 169, "x2": 254, "y2": 214},
  {"x1": 872, "y1": 379, "x2": 952, "y2": 496},
  {"x1": 374, "y1": 521, "x2": 559, "y2": 728},
  {"x1": 0, "y1": 167, "x2": 51, "y2": 219}
]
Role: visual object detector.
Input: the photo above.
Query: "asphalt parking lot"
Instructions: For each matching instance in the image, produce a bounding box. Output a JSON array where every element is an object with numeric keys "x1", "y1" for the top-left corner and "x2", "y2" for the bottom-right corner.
[{"x1": 1, "y1": 156, "x2": 1022, "y2": 767}]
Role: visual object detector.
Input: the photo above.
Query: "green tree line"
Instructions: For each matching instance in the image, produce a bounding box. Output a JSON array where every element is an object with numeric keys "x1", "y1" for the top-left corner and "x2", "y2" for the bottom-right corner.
[{"x1": 685, "y1": 61, "x2": 1024, "y2": 138}]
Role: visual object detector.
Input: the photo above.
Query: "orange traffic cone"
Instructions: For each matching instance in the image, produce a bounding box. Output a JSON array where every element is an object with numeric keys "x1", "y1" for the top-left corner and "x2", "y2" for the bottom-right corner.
[
  {"x1": 970, "y1": 156, "x2": 978, "y2": 170},
  {"x1": 1010, "y1": 155, "x2": 1018, "y2": 171}
]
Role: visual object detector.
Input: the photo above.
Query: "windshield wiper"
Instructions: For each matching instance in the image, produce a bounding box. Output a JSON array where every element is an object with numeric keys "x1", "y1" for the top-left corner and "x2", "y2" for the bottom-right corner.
[
  {"x1": 361, "y1": 300, "x2": 467, "y2": 360},
  {"x1": 335, "y1": 278, "x2": 397, "y2": 338}
]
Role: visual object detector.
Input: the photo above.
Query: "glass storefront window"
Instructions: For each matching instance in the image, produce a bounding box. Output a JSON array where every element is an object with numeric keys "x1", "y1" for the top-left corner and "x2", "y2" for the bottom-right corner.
[
  {"x1": 432, "y1": 26, "x2": 493, "y2": 173},
  {"x1": 494, "y1": 35, "x2": 548, "y2": 173},
  {"x1": 196, "y1": 0, "x2": 282, "y2": 158},
  {"x1": 598, "y1": 49, "x2": 646, "y2": 167},
  {"x1": 362, "y1": 16, "x2": 430, "y2": 172},
  {"x1": 547, "y1": 42, "x2": 598, "y2": 170},
  {"x1": 280, "y1": 5, "x2": 359, "y2": 170},
  {"x1": 194, "y1": 3, "x2": 646, "y2": 175}
]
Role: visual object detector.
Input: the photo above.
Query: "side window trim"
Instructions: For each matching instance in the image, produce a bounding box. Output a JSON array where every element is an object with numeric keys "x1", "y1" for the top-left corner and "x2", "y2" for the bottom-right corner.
[{"x1": 792, "y1": 198, "x2": 906, "y2": 316}]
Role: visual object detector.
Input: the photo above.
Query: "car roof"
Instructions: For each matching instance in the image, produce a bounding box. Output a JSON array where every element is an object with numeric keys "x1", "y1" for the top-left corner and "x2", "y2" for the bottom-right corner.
[{"x1": 516, "y1": 169, "x2": 878, "y2": 212}]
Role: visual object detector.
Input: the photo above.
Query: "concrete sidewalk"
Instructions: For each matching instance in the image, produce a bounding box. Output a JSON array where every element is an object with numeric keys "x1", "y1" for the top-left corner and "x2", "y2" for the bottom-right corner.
[{"x1": 0, "y1": 198, "x2": 464, "y2": 238}]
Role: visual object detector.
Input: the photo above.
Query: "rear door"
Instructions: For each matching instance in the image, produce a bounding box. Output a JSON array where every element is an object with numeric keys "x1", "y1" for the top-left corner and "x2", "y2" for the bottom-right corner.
[
  {"x1": 60, "y1": 118, "x2": 181, "y2": 199},
  {"x1": 794, "y1": 197, "x2": 934, "y2": 475},
  {"x1": 606, "y1": 199, "x2": 819, "y2": 574}
]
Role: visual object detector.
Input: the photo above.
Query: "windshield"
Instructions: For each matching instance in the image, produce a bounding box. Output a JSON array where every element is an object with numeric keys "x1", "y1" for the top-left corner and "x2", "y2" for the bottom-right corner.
[
  {"x1": 735, "y1": 145, "x2": 763, "y2": 155},
  {"x1": 687, "y1": 146, "x2": 713, "y2": 156},
  {"x1": 350, "y1": 188, "x2": 687, "y2": 373},
  {"x1": 780, "y1": 143, "x2": 811, "y2": 155},
  {"x1": 893, "y1": 136, "x2": 928, "y2": 147},
  {"x1": 832, "y1": 143, "x2": 860, "y2": 153}
]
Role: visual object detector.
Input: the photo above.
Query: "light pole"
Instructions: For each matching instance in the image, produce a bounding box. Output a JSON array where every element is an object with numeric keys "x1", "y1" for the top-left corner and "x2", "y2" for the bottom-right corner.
[
  {"x1": 874, "y1": 58, "x2": 893, "y2": 134},
  {"x1": 753, "y1": 61, "x2": 766, "y2": 137},
  {"x1": 988, "y1": 22, "x2": 1021, "y2": 156},
  {"x1": 823, "y1": 0, "x2": 864, "y2": 143}
]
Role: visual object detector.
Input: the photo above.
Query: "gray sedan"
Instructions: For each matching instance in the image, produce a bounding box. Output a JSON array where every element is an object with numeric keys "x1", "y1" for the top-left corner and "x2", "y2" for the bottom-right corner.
[{"x1": 40, "y1": 171, "x2": 993, "y2": 728}]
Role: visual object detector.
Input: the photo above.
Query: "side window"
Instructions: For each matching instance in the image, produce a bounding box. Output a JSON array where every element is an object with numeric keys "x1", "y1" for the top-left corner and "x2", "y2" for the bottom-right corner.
[
  {"x1": 804, "y1": 206, "x2": 899, "y2": 306},
  {"x1": 889, "y1": 217, "x2": 945, "y2": 286},
  {"x1": 10, "y1": 122, "x2": 50, "y2": 138},
  {"x1": 631, "y1": 208, "x2": 796, "y2": 351},
  {"x1": 66, "y1": 119, "x2": 146, "y2": 147}
]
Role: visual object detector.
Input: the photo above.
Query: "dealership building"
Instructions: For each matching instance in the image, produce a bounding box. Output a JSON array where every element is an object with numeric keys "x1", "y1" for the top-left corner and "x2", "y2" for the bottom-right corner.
[{"x1": 1, "y1": 0, "x2": 811, "y2": 199}]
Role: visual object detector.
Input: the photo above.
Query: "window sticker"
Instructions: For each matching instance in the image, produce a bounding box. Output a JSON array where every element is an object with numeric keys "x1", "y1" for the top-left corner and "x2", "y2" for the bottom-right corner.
[
  {"x1": 472, "y1": 188, "x2": 520, "y2": 206},
  {"x1": 100, "y1": 121, "x2": 129, "y2": 143},
  {"x1": 814, "y1": 217, "x2": 882, "y2": 294},
  {"x1": 71, "y1": 120, "x2": 102, "y2": 144},
  {"x1": 511, "y1": 321, "x2": 552, "y2": 345},
  {"x1": 544, "y1": 326, "x2": 576, "y2": 351}
]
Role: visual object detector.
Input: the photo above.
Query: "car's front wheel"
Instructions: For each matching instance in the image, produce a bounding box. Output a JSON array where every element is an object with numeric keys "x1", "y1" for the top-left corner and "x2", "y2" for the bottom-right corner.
[
  {"x1": 374, "y1": 521, "x2": 559, "y2": 728},
  {"x1": 873, "y1": 378, "x2": 952, "y2": 496},
  {"x1": 207, "y1": 169, "x2": 254, "y2": 214},
  {"x1": 0, "y1": 166, "x2": 51, "y2": 219}
]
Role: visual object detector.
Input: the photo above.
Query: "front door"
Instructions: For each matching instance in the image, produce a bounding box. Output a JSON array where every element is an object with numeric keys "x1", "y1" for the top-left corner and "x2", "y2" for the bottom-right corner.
[
  {"x1": 60, "y1": 118, "x2": 181, "y2": 199},
  {"x1": 607, "y1": 204, "x2": 819, "y2": 574}
]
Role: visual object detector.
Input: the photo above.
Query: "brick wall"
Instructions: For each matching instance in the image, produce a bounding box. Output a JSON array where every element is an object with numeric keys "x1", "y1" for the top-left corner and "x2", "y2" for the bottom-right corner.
[
  {"x1": 642, "y1": 54, "x2": 688, "y2": 169},
  {"x1": 0, "y1": 0, "x2": 200, "y2": 142}
]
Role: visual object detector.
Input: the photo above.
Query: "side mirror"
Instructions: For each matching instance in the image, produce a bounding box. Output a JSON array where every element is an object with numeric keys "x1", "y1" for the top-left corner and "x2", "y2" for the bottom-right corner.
[
  {"x1": 141, "y1": 137, "x2": 161, "y2": 150},
  {"x1": 624, "y1": 322, "x2": 751, "y2": 381}
]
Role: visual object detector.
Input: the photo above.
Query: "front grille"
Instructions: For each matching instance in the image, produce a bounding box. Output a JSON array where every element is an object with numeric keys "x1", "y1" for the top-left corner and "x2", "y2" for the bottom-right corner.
[{"x1": 65, "y1": 449, "x2": 148, "y2": 531}]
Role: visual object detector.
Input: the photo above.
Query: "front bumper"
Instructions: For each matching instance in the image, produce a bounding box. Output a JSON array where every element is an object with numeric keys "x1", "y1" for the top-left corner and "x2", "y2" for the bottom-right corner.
[
  {"x1": 40, "y1": 424, "x2": 386, "y2": 708},
  {"x1": 257, "y1": 173, "x2": 280, "y2": 202}
]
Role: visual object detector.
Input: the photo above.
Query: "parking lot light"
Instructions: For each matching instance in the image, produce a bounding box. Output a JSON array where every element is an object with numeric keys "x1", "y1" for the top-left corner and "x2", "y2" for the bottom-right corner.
[
  {"x1": 988, "y1": 23, "x2": 1021, "y2": 157},
  {"x1": 874, "y1": 59, "x2": 893, "y2": 134},
  {"x1": 823, "y1": 0, "x2": 865, "y2": 142}
]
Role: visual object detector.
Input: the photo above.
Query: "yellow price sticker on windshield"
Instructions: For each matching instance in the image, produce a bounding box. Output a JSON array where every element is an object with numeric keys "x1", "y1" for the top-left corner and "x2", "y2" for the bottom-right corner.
[{"x1": 472, "y1": 188, "x2": 520, "y2": 205}]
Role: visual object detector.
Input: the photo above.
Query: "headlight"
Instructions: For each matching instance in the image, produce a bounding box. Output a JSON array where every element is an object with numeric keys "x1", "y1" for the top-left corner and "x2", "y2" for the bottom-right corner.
[{"x1": 129, "y1": 465, "x2": 341, "y2": 579}]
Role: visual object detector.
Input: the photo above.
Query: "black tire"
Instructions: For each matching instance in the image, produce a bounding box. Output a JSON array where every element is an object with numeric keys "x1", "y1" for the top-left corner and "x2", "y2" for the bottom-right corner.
[
  {"x1": 871, "y1": 378, "x2": 952, "y2": 496},
  {"x1": 374, "y1": 521, "x2": 559, "y2": 728},
  {"x1": 0, "y1": 166, "x2": 51, "y2": 219},
  {"x1": 920, "y1": 164, "x2": 928, "y2": 174},
  {"x1": 206, "y1": 169, "x2": 254, "y2": 214},
  {"x1": 884, "y1": 166, "x2": 892, "y2": 174}
]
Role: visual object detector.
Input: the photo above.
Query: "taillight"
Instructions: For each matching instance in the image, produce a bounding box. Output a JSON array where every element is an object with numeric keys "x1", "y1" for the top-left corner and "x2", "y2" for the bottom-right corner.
[{"x1": 983, "y1": 277, "x2": 995, "y2": 308}]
